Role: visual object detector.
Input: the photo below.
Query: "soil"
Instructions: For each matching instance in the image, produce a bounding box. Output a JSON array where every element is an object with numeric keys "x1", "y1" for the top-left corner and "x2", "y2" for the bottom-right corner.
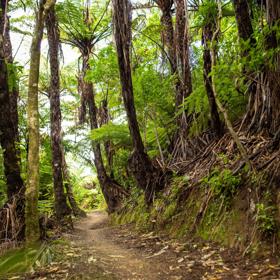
[{"x1": 10, "y1": 211, "x2": 280, "y2": 280}]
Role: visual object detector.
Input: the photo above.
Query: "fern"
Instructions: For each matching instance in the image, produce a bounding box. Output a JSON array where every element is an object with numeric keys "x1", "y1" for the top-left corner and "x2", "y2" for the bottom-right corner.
[{"x1": 90, "y1": 122, "x2": 131, "y2": 148}]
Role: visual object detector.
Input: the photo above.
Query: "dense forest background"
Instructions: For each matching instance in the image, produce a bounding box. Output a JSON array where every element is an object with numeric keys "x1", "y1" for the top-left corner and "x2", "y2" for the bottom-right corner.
[{"x1": 0, "y1": 0, "x2": 280, "y2": 274}]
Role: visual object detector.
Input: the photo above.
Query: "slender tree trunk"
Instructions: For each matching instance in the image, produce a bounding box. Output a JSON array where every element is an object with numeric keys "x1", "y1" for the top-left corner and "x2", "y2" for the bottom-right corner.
[
  {"x1": 113, "y1": 0, "x2": 163, "y2": 203},
  {"x1": 46, "y1": 6, "x2": 71, "y2": 221},
  {"x1": 61, "y1": 149, "x2": 86, "y2": 217},
  {"x1": 242, "y1": 0, "x2": 280, "y2": 134},
  {"x1": 174, "y1": 0, "x2": 192, "y2": 109},
  {"x1": 261, "y1": 0, "x2": 280, "y2": 134},
  {"x1": 25, "y1": 0, "x2": 55, "y2": 244},
  {"x1": 0, "y1": 0, "x2": 23, "y2": 200},
  {"x1": 232, "y1": 0, "x2": 255, "y2": 51},
  {"x1": 98, "y1": 99, "x2": 114, "y2": 175},
  {"x1": 210, "y1": 1, "x2": 251, "y2": 167},
  {"x1": 202, "y1": 22, "x2": 223, "y2": 135},
  {"x1": 157, "y1": 0, "x2": 193, "y2": 129},
  {"x1": 0, "y1": 1, "x2": 24, "y2": 241},
  {"x1": 81, "y1": 55, "x2": 127, "y2": 212},
  {"x1": 2, "y1": 2, "x2": 20, "y2": 145},
  {"x1": 157, "y1": 0, "x2": 176, "y2": 73},
  {"x1": 232, "y1": 0, "x2": 258, "y2": 131}
]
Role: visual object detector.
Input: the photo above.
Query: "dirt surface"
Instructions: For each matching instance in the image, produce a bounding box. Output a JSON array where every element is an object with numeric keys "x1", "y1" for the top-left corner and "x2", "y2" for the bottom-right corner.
[{"x1": 14, "y1": 211, "x2": 280, "y2": 279}]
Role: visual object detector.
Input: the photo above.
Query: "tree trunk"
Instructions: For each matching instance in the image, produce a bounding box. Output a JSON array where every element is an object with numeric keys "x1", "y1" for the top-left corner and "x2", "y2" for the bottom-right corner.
[
  {"x1": 210, "y1": 0, "x2": 251, "y2": 167},
  {"x1": 98, "y1": 99, "x2": 114, "y2": 176},
  {"x1": 157, "y1": 0, "x2": 176, "y2": 73},
  {"x1": 232, "y1": 0, "x2": 255, "y2": 50},
  {"x1": 25, "y1": 0, "x2": 55, "y2": 244},
  {"x1": 2, "y1": 1, "x2": 20, "y2": 146},
  {"x1": 261, "y1": 0, "x2": 280, "y2": 134},
  {"x1": 46, "y1": 6, "x2": 71, "y2": 221},
  {"x1": 232, "y1": 0, "x2": 258, "y2": 132},
  {"x1": 0, "y1": 1, "x2": 24, "y2": 241},
  {"x1": 244, "y1": 0, "x2": 280, "y2": 134},
  {"x1": 174, "y1": 0, "x2": 192, "y2": 109},
  {"x1": 81, "y1": 55, "x2": 127, "y2": 212},
  {"x1": 202, "y1": 22, "x2": 223, "y2": 135},
  {"x1": 113, "y1": 0, "x2": 163, "y2": 204},
  {"x1": 157, "y1": 0, "x2": 193, "y2": 125},
  {"x1": 61, "y1": 149, "x2": 86, "y2": 217}
]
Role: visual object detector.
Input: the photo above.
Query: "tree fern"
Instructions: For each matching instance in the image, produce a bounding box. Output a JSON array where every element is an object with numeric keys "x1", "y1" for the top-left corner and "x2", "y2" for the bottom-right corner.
[{"x1": 90, "y1": 122, "x2": 132, "y2": 148}]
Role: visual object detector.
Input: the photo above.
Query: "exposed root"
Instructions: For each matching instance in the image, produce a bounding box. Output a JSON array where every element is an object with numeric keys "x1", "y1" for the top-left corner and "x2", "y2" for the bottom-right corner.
[
  {"x1": 168, "y1": 122, "x2": 280, "y2": 245},
  {"x1": 0, "y1": 194, "x2": 24, "y2": 244}
]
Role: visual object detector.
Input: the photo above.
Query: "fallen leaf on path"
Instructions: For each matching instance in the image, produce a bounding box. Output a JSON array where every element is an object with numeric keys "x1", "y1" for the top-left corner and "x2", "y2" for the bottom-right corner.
[
  {"x1": 201, "y1": 251, "x2": 216, "y2": 260},
  {"x1": 108, "y1": 255, "x2": 125, "y2": 258},
  {"x1": 88, "y1": 256, "x2": 97, "y2": 263},
  {"x1": 146, "y1": 245, "x2": 169, "y2": 258}
]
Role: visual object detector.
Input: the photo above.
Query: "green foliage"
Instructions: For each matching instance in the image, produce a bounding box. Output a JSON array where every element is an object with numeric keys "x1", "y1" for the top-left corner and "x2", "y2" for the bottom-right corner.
[
  {"x1": 7, "y1": 62, "x2": 23, "y2": 91},
  {"x1": 39, "y1": 136, "x2": 54, "y2": 201},
  {"x1": 90, "y1": 123, "x2": 131, "y2": 148},
  {"x1": 183, "y1": 85, "x2": 209, "y2": 136},
  {"x1": 162, "y1": 201, "x2": 177, "y2": 221},
  {"x1": 202, "y1": 169, "x2": 241, "y2": 199},
  {"x1": 74, "y1": 185, "x2": 103, "y2": 210},
  {"x1": 56, "y1": 0, "x2": 111, "y2": 44},
  {"x1": 246, "y1": 24, "x2": 280, "y2": 72},
  {"x1": 0, "y1": 243, "x2": 55, "y2": 275},
  {"x1": 255, "y1": 203, "x2": 277, "y2": 237},
  {"x1": 38, "y1": 200, "x2": 54, "y2": 216},
  {"x1": 67, "y1": 166, "x2": 103, "y2": 210},
  {"x1": 194, "y1": 0, "x2": 218, "y2": 27},
  {"x1": 3, "y1": 0, "x2": 279, "y2": 260},
  {"x1": 109, "y1": 148, "x2": 130, "y2": 187},
  {"x1": 112, "y1": 192, "x2": 152, "y2": 231}
]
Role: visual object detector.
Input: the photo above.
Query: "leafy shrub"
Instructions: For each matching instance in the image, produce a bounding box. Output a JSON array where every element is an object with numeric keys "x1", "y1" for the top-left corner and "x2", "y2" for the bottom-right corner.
[
  {"x1": 255, "y1": 203, "x2": 277, "y2": 237},
  {"x1": 202, "y1": 169, "x2": 241, "y2": 198},
  {"x1": 0, "y1": 243, "x2": 55, "y2": 275}
]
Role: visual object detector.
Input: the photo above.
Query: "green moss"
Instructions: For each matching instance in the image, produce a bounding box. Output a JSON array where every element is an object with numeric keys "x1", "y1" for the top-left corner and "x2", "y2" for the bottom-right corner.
[
  {"x1": 111, "y1": 168, "x2": 278, "y2": 256},
  {"x1": 201, "y1": 169, "x2": 241, "y2": 199},
  {"x1": 163, "y1": 201, "x2": 177, "y2": 221}
]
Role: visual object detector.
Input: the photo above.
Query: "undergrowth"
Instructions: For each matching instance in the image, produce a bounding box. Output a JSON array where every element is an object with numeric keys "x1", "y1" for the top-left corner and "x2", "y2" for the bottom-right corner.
[
  {"x1": 111, "y1": 167, "x2": 280, "y2": 255},
  {"x1": 0, "y1": 239, "x2": 68, "y2": 277}
]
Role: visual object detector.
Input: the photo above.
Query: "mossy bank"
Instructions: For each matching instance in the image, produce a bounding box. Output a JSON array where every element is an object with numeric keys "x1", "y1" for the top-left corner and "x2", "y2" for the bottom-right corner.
[{"x1": 111, "y1": 167, "x2": 280, "y2": 257}]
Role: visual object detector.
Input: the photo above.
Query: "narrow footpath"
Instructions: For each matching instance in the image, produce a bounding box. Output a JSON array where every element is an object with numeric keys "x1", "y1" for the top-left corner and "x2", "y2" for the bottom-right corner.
[{"x1": 21, "y1": 211, "x2": 280, "y2": 279}]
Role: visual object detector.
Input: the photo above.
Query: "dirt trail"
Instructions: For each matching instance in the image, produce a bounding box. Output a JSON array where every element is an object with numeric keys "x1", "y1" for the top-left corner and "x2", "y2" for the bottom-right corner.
[
  {"x1": 21, "y1": 211, "x2": 280, "y2": 280},
  {"x1": 71, "y1": 211, "x2": 165, "y2": 279}
]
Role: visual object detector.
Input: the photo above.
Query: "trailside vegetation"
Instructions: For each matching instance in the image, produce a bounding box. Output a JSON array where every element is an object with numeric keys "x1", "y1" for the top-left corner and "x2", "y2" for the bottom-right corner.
[{"x1": 0, "y1": 0, "x2": 279, "y2": 266}]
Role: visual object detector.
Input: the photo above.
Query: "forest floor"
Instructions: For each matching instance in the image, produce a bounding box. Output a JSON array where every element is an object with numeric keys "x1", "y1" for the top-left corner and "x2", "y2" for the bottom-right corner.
[{"x1": 14, "y1": 211, "x2": 280, "y2": 280}]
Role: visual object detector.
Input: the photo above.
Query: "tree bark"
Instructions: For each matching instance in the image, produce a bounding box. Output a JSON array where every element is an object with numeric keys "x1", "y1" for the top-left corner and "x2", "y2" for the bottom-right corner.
[
  {"x1": 174, "y1": 0, "x2": 192, "y2": 109},
  {"x1": 0, "y1": 0, "x2": 24, "y2": 200},
  {"x1": 113, "y1": 0, "x2": 163, "y2": 204},
  {"x1": 46, "y1": 6, "x2": 71, "y2": 220},
  {"x1": 261, "y1": 0, "x2": 280, "y2": 134},
  {"x1": 232, "y1": 0, "x2": 257, "y2": 131},
  {"x1": 157, "y1": 0, "x2": 191, "y2": 122},
  {"x1": 232, "y1": 0, "x2": 255, "y2": 49},
  {"x1": 242, "y1": 0, "x2": 280, "y2": 134},
  {"x1": 210, "y1": 0, "x2": 251, "y2": 167},
  {"x1": 202, "y1": 22, "x2": 223, "y2": 135},
  {"x1": 0, "y1": 0, "x2": 24, "y2": 241},
  {"x1": 61, "y1": 149, "x2": 86, "y2": 217},
  {"x1": 98, "y1": 99, "x2": 114, "y2": 176},
  {"x1": 157, "y1": 0, "x2": 176, "y2": 73},
  {"x1": 25, "y1": 0, "x2": 55, "y2": 244},
  {"x1": 2, "y1": 1, "x2": 20, "y2": 145},
  {"x1": 81, "y1": 55, "x2": 127, "y2": 212}
]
